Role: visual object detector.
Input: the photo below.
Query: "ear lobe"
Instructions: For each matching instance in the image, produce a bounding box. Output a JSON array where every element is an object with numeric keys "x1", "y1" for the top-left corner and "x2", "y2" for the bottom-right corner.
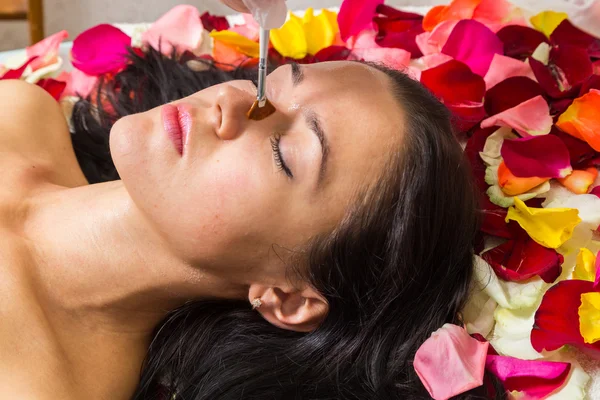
[{"x1": 248, "y1": 286, "x2": 329, "y2": 333}]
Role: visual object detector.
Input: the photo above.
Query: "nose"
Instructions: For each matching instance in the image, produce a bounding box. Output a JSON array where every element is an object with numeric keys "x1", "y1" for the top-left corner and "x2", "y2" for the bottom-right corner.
[{"x1": 212, "y1": 83, "x2": 255, "y2": 140}]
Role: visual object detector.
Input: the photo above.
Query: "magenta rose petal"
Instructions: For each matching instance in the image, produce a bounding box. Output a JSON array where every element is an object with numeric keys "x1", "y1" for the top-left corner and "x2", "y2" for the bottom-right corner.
[
  {"x1": 501, "y1": 135, "x2": 572, "y2": 178},
  {"x1": 338, "y1": 0, "x2": 384, "y2": 42},
  {"x1": 496, "y1": 25, "x2": 548, "y2": 60},
  {"x1": 484, "y1": 76, "x2": 543, "y2": 116},
  {"x1": 441, "y1": 19, "x2": 503, "y2": 76},
  {"x1": 480, "y1": 95, "x2": 552, "y2": 137},
  {"x1": 71, "y1": 24, "x2": 131, "y2": 75},
  {"x1": 485, "y1": 355, "x2": 571, "y2": 398}
]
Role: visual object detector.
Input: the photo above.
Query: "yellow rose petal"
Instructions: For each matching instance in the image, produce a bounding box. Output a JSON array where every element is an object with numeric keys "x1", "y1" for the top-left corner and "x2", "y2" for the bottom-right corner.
[
  {"x1": 579, "y1": 292, "x2": 600, "y2": 344},
  {"x1": 530, "y1": 11, "x2": 568, "y2": 38},
  {"x1": 210, "y1": 30, "x2": 259, "y2": 57},
  {"x1": 270, "y1": 13, "x2": 307, "y2": 59},
  {"x1": 574, "y1": 248, "x2": 597, "y2": 282},
  {"x1": 505, "y1": 197, "x2": 581, "y2": 249},
  {"x1": 302, "y1": 8, "x2": 338, "y2": 55}
]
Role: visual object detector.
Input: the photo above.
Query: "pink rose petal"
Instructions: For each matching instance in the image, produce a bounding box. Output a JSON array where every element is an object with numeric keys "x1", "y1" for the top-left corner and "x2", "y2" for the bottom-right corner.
[
  {"x1": 486, "y1": 356, "x2": 571, "y2": 398},
  {"x1": 595, "y1": 253, "x2": 600, "y2": 290},
  {"x1": 480, "y1": 95, "x2": 552, "y2": 137},
  {"x1": 231, "y1": 14, "x2": 260, "y2": 41},
  {"x1": 484, "y1": 54, "x2": 536, "y2": 89},
  {"x1": 416, "y1": 20, "x2": 458, "y2": 56},
  {"x1": 26, "y1": 30, "x2": 68, "y2": 71},
  {"x1": 441, "y1": 19, "x2": 503, "y2": 76},
  {"x1": 56, "y1": 69, "x2": 98, "y2": 98},
  {"x1": 142, "y1": 5, "x2": 204, "y2": 55},
  {"x1": 338, "y1": 0, "x2": 384, "y2": 42},
  {"x1": 421, "y1": 53, "x2": 454, "y2": 69},
  {"x1": 501, "y1": 134, "x2": 572, "y2": 178},
  {"x1": 414, "y1": 324, "x2": 488, "y2": 400},
  {"x1": 72, "y1": 24, "x2": 131, "y2": 75}
]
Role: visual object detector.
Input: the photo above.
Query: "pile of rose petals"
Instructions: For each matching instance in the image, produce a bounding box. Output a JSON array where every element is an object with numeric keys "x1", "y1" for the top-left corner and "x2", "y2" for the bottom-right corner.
[{"x1": 2, "y1": 0, "x2": 600, "y2": 397}]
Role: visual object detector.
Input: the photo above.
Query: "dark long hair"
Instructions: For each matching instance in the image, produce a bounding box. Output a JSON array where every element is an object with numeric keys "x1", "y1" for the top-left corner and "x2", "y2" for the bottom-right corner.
[{"x1": 71, "y1": 47, "x2": 505, "y2": 399}]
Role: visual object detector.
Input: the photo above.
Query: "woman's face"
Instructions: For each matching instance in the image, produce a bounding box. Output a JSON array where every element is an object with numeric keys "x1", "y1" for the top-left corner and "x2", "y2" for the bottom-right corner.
[{"x1": 110, "y1": 61, "x2": 405, "y2": 279}]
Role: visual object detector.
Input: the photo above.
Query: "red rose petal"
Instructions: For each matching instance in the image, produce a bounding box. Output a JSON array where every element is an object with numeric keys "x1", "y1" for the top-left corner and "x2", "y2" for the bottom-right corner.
[
  {"x1": 374, "y1": 4, "x2": 424, "y2": 58},
  {"x1": 531, "y1": 279, "x2": 600, "y2": 356},
  {"x1": 580, "y1": 74, "x2": 600, "y2": 97},
  {"x1": 481, "y1": 226, "x2": 563, "y2": 282},
  {"x1": 421, "y1": 60, "x2": 486, "y2": 131},
  {"x1": 441, "y1": 19, "x2": 503, "y2": 76},
  {"x1": 496, "y1": 25, "x2": 549, "y2": 60},
  {"x1": 314, "y1": 46, "x2": 353, "y2": 62},
  {"x1": 36, "y1": 78, "x2": 67, "y2": 101},
  {"x1": 501, "y1": 134, "x2": 572, "y2": 178},
  {"x1": 200, "y1": 11, "x2": 230, "y2": 32},
  {"x1": 484, "y1": 76, "x2": 543, "y2": 116},
  {"x1": 550, "y1": 126, "x2": 596, "y2": 169},
  {"x1": 0, "y1": 56, "x2": 38, "y2": 80},
  {"x1": 529, "y1": 45, "x2": 594, "y2": 99},
  {"x1": 550, "y1": 19, "x2": 600, "y2": 58}
]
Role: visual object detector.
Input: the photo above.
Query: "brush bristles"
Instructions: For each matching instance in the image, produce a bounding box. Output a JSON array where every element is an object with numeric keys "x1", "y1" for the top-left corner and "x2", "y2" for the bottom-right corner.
[{"x1": 247, "y1": 99, "x2": 276, "y2": 121}]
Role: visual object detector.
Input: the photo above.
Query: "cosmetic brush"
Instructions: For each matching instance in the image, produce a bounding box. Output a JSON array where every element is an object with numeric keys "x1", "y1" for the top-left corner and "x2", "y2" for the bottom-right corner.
[{"x1": 246, "y1": 28, "x2": 276, "y2": 121}]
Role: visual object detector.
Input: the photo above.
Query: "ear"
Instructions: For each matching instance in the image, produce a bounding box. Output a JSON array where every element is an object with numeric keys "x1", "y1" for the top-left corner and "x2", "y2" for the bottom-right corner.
[{"x1": 248, "y1": 284, "x2": 329, "y2": 333}]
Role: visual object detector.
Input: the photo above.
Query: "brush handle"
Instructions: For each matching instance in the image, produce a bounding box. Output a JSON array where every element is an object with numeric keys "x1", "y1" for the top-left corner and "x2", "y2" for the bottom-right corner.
[{"x1": 257, "y1": 28, "x2": 269, "y2": 107}]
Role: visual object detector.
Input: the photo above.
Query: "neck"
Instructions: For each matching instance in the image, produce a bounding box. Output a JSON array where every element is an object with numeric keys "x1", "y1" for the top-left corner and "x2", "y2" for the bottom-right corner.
[{"x1": 20, "y1": 180, "x2": 248, "y2": 335}]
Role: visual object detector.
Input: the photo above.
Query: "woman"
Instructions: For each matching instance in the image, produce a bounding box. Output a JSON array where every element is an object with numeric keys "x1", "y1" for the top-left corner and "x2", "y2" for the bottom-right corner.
[{"x1": 0, "y1": 33, "x2": 502, "y2": 400}]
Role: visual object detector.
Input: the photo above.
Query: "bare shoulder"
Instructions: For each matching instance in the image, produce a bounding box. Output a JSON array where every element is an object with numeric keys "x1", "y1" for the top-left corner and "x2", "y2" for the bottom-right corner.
[{"x1": 0, "y1": 80, "x2": 88, "y2": 188}]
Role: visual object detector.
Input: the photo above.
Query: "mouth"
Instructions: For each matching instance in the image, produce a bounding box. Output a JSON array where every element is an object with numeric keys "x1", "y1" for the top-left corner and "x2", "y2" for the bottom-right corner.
[{"x1": 162, "y1": 104, "x2": 192, "y2": 156}]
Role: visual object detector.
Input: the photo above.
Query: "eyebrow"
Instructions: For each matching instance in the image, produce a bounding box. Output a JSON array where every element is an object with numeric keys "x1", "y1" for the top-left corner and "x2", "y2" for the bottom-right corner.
[{"x1": 291, "y1": 62, "x2": 305, "y2": 86}]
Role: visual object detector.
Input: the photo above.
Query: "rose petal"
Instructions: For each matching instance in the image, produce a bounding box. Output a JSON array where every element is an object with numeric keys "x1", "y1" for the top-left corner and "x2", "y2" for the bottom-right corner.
[
  {"x1": 529, "y1": 45, "x2": 593, "y2": 99},
  {"x1": 200, "y1": 11, "x2": 230, "y2": 32},
  {"x1": 141, "y1": 5, "x2": 203, "y2": 55},
  {"x1": 422, "y1": 0, "x2": 481, "y2": 31},
  {"x1": 481, "y1": 95, "x2": 552, "y2": 137},
  {"x1": 558, "y1": 168, "x2": 598, "y2": 195},
  {"x1": 231, "y1": 14, "x2": 260, "y2": 41},
  {"x1": 414, "y1": 323, "x2": 488, "y2": 400},
  {"x1": 472, "y1": 0, "x2": 526, "y2": 32},
  {"x1": 530, "y1": 11, "x2": 568, "y2": 38},
  {"x1": 505, "y1": 197, "x2": 581, "y2": 249},
  {"x1": 550, "y1": 127, "x2": 596, "y2": 169},
  {"x1": 303, "y1": 9, "x2": 340, "y2": 56},
  {"x1": 0, "y1": 56, "x2": 38, "y2": 80},
  {"x1": 495, "y1": 160, "x2": 550, "y2": 196},
  {"x1": 421, "y1": 60, "x2": 486, "y2": 131},
  {"x1": 441, "y1": 19, "x2": 503, "y2": 76},
  {"x1": 496, "y1": 25, "x2": 549, "y2": 60},
  {"x1": 463, "y1": 287, "x2": 497, "y2": 337},
  {"x1": 416, "y1": 20, "x2": 458, "y2": 56},
  {"x1": 373, "y1": 4, "x2": 424, "y2": 58},
  {"x1": 544, "y1": 194, "x2": 600, "y2": 252},
  {"x1": 545, "y1": 356, "x2": 590, "y2": 400},
  {"x1": 26, "y1": 30, "x2": 68, "y2": 72},
  {"x1": 481, "y1": 225, "x2": 563, "y2": 282},
  {"x1": 71, "y1": 24, "x2": 131, "y2": 75},
  {"x1": 574, "y1": 248, "x2": 597, "y2": 282},
  {"x1": 56, "y1": 69, "x2": 98, "y2": 98},
  {"x1": 36, "y1": 78, "x2": 67, "y2": 101},
  {"x1": 313, "y1": 46, "x2": 352, "y2": 62},
  {"x1": 556, "y1": 89, "x2": 600, "y2": 152},
  {"x1": 484, "y1": 54, "x2": 536, "y2": 90},
  {"x1": 579, "y1": 292, "x2": 600, "y2": 344},
  {"x1": 501, "y1": 134, "x2": 572, "y2": 179},
  {"x1": 270, "y1": 14, "x2": 308, "y2": 59},
  {"x1": 551, "y1": 19, "x2": 600, "y2": 58},
  {"x1": 532, "y1": 279, "x2": 600, "y2": 356},
  {"x1": 486, "y1": 355, "x2": 571, "y2": 398},
  {"x1": 483, "y1": 76, "x2": 543, "y2": 117},
  {"x1": 491, "y1": 306, "x2": 545, "y2": 359},
  {"x1": 337, "y1": 0, "x2": 383, "y2": 41}
]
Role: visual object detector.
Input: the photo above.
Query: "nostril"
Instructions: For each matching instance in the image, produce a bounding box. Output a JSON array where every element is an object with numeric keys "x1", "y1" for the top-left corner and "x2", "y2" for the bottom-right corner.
[{"x1": 216, "y1": 104, "x2": 223, "y2": 131}]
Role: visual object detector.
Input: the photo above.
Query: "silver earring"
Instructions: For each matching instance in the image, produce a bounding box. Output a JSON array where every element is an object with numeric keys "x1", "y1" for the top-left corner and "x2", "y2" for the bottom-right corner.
[{"x1": 251, "y1": 298, "x2": 262, "y2": 310}]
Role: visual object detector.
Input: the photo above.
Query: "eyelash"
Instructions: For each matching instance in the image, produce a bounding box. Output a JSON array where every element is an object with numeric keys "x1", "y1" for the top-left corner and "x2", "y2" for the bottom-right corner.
[{"x1": 270, "y1": 134, "x2": 294, "y2": 179}]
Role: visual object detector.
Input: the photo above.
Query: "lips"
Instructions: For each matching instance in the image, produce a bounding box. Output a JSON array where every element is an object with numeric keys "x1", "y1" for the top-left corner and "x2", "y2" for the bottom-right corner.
[{"x1": 162, "y1": 104, "x2": 192, "y2": 156}]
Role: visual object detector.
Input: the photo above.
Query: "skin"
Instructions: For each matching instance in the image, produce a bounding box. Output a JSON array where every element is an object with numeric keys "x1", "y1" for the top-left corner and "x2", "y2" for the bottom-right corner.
[{"x1": 0, "y1": 61, "x2": 404, "y2": 399}]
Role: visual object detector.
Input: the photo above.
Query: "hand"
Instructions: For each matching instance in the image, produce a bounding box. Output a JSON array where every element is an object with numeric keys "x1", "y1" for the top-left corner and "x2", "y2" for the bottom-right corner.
[{"x1": 219, "y1": 0, "x2": 251, "y2": 13}]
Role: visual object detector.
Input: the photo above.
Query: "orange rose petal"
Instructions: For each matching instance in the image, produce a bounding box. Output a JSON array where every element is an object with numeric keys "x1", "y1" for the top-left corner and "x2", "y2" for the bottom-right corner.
[
  {"x1": 558, "y1": 168, "x2": 599, "y2": 194},
  {"x1": 423, "y1": 0, "x2": 482, "y2": 31},
  {"x1": 423, "y1": 5, "x2": 448, "y2": 31},
  {"x1": 556, "y1": 89, "x2": 600, "y2": 151},
  {"x1": 498, "y1": 161, "x2": 549, "y2": 196}
]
